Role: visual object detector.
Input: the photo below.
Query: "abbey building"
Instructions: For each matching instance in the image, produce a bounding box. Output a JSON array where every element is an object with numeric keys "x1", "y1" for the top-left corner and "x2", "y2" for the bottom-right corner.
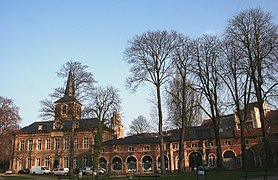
[{"x1": 10, "y1": 72, "x2": 278, "y2": 174}]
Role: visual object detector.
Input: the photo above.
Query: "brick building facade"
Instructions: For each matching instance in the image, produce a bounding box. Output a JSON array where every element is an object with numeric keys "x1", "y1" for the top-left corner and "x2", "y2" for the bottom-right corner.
[{"x1": 10, "y1": 72, "x2": 278, "y2": 174}]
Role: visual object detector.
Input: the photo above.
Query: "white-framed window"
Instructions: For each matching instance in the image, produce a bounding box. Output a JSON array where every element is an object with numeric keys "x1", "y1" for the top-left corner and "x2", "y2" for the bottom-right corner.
[
  {"x1": 100, "y1": 148, "x2": 105, "y2": 153},
  {"x1": 38, "y1": 124, "x2": 43, "y2": 130},
  {"x1": 64, "y1": 157, "x2": 69, "y2": 168},
  {"x1": 27, "y1": 157, "x2": 32, "y2": 169},
  {"x1": 191, "y1": 143, "x2": 198, "y2": 148},
  {"x1": 128, "y1": 147, "x2": 135, "y2": 152},
  {"x1": 225, "y1": 141, "x2": 231, "y2": 146},
  {"x1": 19, "y1": 158, "x2": 23, "y2": 169},
  {"x1": 36, "y1": 157, "x2": 41, "y2": 166},
  {"x1": 45, "y1": 157, "x2": 50, "y2": 168},
  {"x1": 55, "y1": 138, "x2": 60, "y2": 150},
  {"x1": 46, "y1": 139, "x2": 50, "y2": 150},
  {"x1": 114, "y1": 147, "x2": 119, "y2": 152},
  {"x1": 143, "y1": 146, "x2": 150, "y2": 151},
  {"x1": 37, "y1": 140, "x2": 42, "y2": 150},
  {"x1": 28, "y1": 139, "x2": 33, "y2": 151},
  {"x1": 20, "y1": 140, "x2": 25, "y2": 151},
  {"x1": 208, "y1": 154, "x2": 216, "y2": 167},
  {"x1": 207, "y1": 142, "x2": 214, "y2": 147},
  {"x1": 83, "y1": 137, "x2": 88, "y2": 149},
  {"x1": 64, "y1": 138, "x2": 69, "y2": 149}
]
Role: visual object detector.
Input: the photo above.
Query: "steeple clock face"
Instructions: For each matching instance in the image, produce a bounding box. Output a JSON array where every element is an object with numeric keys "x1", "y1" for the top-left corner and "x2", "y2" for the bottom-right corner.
[{"x1": 54, "y1": 119, "x2": 63, "y2": 129}]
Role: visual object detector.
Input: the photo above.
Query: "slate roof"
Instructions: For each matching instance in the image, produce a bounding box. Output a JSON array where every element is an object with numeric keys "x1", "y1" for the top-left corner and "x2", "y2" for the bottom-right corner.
[
  {"x1": 103, "y1": 133, "x2": 160, "y2": 145},
  {"x1": 103, "y1": 125, "x2": 235, "y2": 146},
  {"x1": 19, "y1": 118, "x2": 102, "y2": 134}
]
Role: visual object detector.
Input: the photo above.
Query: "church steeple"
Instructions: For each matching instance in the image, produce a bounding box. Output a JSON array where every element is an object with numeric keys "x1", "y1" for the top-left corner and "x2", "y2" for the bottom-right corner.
[
  {"x1": 65, "y1": 69, "x2": 75, "y2": 97},
  {"x1": 54, "y1": 69, "x2": 82, "y2": 121}
]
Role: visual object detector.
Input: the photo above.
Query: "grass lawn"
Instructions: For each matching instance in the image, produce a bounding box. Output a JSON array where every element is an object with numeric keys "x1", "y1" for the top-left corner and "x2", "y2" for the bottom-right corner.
[{"x1": 1, "y1": 170, "x2": 276, "y2": 180}]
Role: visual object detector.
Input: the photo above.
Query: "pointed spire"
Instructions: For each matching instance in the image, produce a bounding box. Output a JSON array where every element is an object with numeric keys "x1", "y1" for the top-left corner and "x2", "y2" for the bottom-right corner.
[{"x1": 65, "y1": 69, "x2": 75, "y2": 97}]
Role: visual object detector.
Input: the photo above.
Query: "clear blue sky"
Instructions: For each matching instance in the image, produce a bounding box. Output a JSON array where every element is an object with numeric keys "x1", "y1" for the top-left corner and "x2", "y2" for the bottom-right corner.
[{"x1": 1, "y1": 0, "x2": 277, "y2": 132}]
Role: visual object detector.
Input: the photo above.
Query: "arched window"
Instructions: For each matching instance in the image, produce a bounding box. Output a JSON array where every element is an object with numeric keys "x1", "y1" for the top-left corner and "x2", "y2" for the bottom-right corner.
[
  {"x1": 224, "y1": 151, "x2": 235, "y2": 158},
  {"x1": 127, "y1": 156, "x2": 137, "y2": 172},
  {"x1": 175, "y1": 156, "x2": 179, "y2": 170},
  {"x1": 223, "y1": 150, "x2": 236, "y2": 169},
  {"x1": 99, "y1": 157, "x2": 107, "y2": 171},
  {"x1": 142, "y1": 156, "x2": 153, "y2": 172},
  {"x1": 208, "y1": 154, "x2": 216, "y2": 167},
  {"x1": 189, "y1": 152, "x2": 202, "y2": 170},
  {"x1": 158, "y1": 155, "x2": 169, "y2": 171},
  {"x1": 112, "y1": 157, "x2": 122, "y2": 172}
]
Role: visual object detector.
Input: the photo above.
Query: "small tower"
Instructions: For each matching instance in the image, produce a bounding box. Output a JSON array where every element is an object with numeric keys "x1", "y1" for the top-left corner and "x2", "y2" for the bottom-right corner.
[
  {"x1": 54, "y1": 70, "x2": 82, "y2": 122},
  {"x1": 111, "y1": 112, "x2": 124, "y2": 139}
]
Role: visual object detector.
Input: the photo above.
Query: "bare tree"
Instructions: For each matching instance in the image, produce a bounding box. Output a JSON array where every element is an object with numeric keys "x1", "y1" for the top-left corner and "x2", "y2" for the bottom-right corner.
[
  {"x1": 124, "y1": 30, "x2": 181, "y2": 173},
  {"x1": 84, "y1": 85, "x2": 121, "y2": 169},
  {"x1": 225, "y1": 8, "x2": 278, "y2": 168},
  {"x1": 191, "y1": 35, "x2": 224, "y2": 169},
  {"x1": 166, "y1": 35, "x2": 201, "y2": 172},
  {"x1": 0, "y1": 96, "x2": 21, "y2": 133},
  {"x1": 220, "y1": 37, "x2": 253, "y2": 169},
  {"x1": 127, "y1": 115, "x2": 152, "y2": 136},
  {"x1": 39, "y1": 61, "x2": 96, "y2": 120},
  {"x1": 0, "y1": 96, "x2": 21, "y2": 169}
]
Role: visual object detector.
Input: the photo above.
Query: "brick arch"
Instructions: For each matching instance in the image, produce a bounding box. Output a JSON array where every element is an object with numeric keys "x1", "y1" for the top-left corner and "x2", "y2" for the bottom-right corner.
[
  {"x1": 223, "y1": 150, "x2": 236, "y2": 169},
  {"x1": 157, "y1": 155, "x2": 169, "y2": 171},
  {"x1": 140, "y1": 154, "x2": 153, "y2": 163},
  {"x1": 188, "y1": 152, "x2": 202, "y2": 170},
  {"x1": 111, "y1": 156, "x2": 123, "y2": 173},
  {"x1": 222, "y1": 149, "x2": 237, "y2": 157},
  {"x1": 126, "y1": 155, "x2": 137, "y2": 172},
  {"x1": 99, "y1": 157, "x2": 107, "y2": 170},
  {"x1": 222, "y1": 149, "x2": 237, "y2": 158},
  {"x1": 141, "y1": 155, "x2": 153, "y2": 172}
]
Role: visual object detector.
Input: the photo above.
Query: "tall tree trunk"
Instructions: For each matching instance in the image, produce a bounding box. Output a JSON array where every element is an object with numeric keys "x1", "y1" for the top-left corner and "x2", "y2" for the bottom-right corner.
[
  {"x1": 238, "y1": 112, "x2": 247, "y2": 169},
  {"x1": 178, "y1": 75, "x2": 187, "y2": 173},
  {"x1": 214, "y1": 121, "x2": 223, "y2": 169},
  {"x1": 252, "y1": 61, "x2": 273, "y2": 169},
  {"x1": 178, "y1": 125, "x2": 186, "y2": 172},
  {"x1": 157, "y1": 85, "x2": 165, "y2": 174},
  {"x1": 258, "y1": 99, "x2": 272, "y2": 169}
]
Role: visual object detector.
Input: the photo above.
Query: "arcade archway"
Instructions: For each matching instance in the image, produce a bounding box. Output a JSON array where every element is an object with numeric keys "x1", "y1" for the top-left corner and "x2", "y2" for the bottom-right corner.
[
  {"x1": 112, "y1": 156, "x2": 122, "y2": 172},
  {"x1": 189, "y1": 152, "x2": 202, "y2": 170},
  {"x1": 223, "y1": 150, "x2": 236, "y2": 169},
  {"x1": 142, "y1": 155, "x2": 153, "y2": 172},
  {"x1": 158, "y1": 155, "x2": 169, "y2": 171},
  {"x1": 127, "y1": 156, "x2": 137, "y2": 172}
]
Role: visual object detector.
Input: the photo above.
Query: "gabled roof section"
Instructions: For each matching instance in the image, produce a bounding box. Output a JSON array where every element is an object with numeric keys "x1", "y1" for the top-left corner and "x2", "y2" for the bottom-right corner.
[
  {"x1": 19, "y1": 118, "x2": 101, "y2": 134},
  {"x1": 103, "y1": 133, "x2": 160, "y2": 145},
  {"x1": 103, "y1": 125, "x2": 235, "y2": 146}
]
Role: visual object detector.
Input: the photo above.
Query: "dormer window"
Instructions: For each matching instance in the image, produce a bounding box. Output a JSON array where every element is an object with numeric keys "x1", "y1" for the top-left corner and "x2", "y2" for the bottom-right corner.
[
  {"x1": 62, "y1": 105, "x2": 67, "y2": 115},
  {"x1": 38, "y1": 124, "x2": 43, "y2": 130}
]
